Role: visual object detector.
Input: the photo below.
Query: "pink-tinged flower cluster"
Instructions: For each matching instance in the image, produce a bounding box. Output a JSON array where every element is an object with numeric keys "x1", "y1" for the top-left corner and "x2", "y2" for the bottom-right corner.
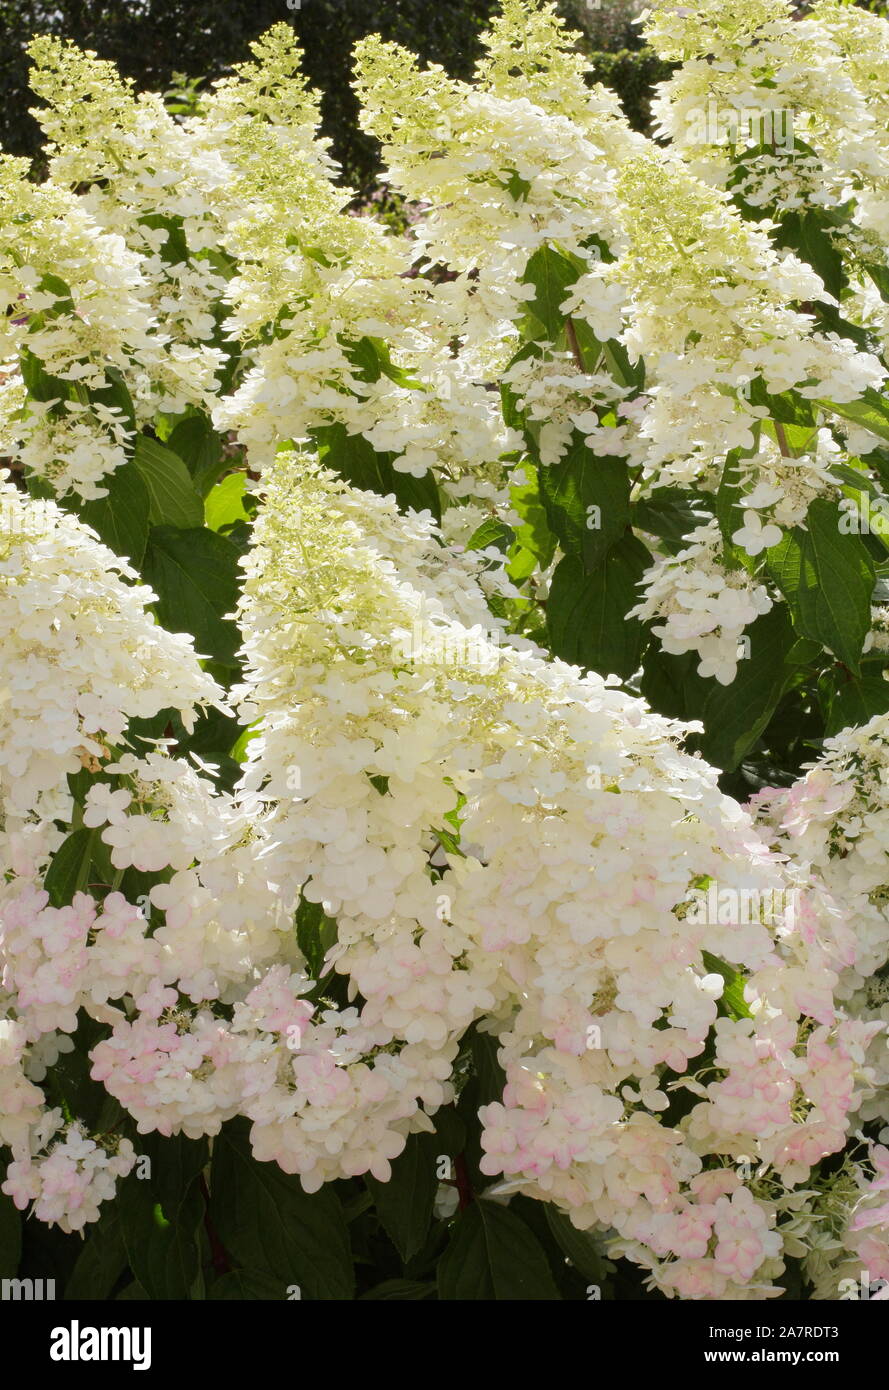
[
  {"x1": 3, "y1": 1, "x2": 889, "y2": 1304},
  {"x1": 847, "y1": 1146, "x2": 889, "y2": 1287},
  {"x1": 2, "y1": 1121, "x2": 136, "y2": 1233}
]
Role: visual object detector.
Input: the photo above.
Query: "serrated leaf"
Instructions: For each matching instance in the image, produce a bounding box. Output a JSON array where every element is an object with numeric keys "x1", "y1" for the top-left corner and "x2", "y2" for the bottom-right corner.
[
  {"x1": 64, "y1": 1211, "x2": 127, "y2": 1300},
  {"x1": 118, "y1": 1176, "x2": 204, "y2": 1300},
  {"x1": 314, "y1": 423, "x2": 439, "y2": 522},
  {"x1": 633, "y1": 488, "x2": 712, "y2": 544},
  {"x1": 819, "y1": 389, "x2": 889, "y2": 446},
  {"x1": 825, "y1": 673, "x2": 889, "y2": 736},
  {"x1": 537, "y1": 436, "x2": 630, "y2": 569},
  {"x1": 697, "y1": 604, "x2": 808, "y2": 771},
  {"x1": 520, "y1": 245, "x2": 580, "y2": 342},
  {"x1": 166, "y1": 414, "x2": 229, "y2": 496},
  {"x1": 133, "y1": 435, "x2": 204, "y2": 528},
  {"x1": 366, "y1": 1131, "x2": 439, "y2": 1262},
  {"x1": 209, "y1": 1118, "x2": 354, "y2": 1300},
  {"x1": 437, "y1": 1201, "x2": 561, "y2": 1300},
  {"x1": 543, "y1": 1206, "x2": 610, "y2": 1285},
  {"x1": 79, "y1": 459, "x2": 150, "y2": 566},
  {"x1": 142, "y1": 525, "x2": 241, "y2": 665},
  {"x1": 547, "y1": 536, "x2": 650, "y2": 680},
  {"x1": 766, "y1": 497, "x2": 874, "y2": 673},
  {"x1": 465, "y1": 518, "x2": 515, "y2": 553},
  {"x1": 43, "y1": 828, "x2": 96, "y2": 907}
]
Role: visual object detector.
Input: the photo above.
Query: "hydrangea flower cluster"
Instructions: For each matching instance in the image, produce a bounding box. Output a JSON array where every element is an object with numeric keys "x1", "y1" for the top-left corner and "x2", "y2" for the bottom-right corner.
[
  {"x1": 1, "y1": 0, "x2": 889, "y2": 1302},
  {"x1": 751, "y1": 713, "x2": 889, "y2": 1133}
]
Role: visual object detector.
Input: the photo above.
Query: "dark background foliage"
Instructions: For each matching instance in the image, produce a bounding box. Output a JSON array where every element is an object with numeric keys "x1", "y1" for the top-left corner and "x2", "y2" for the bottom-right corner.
[{"x1": 0, "y1": 0, "x2": 668, "y2": 191}]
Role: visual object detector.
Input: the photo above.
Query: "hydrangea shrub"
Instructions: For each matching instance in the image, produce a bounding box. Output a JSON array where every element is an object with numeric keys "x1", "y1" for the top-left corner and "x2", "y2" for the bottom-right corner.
[{"x1": 1, "y1": 0, "x2": 889, "y2": 1301}]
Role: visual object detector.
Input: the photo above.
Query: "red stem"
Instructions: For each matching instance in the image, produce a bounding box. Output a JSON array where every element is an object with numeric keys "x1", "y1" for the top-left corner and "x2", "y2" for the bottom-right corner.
[
  {"x1": 199, "y1": 1175, "x2": 231, "y2": 1275},
  {"x1": 454, "y1": 1153, "x2": 473, "y2": 1212}
]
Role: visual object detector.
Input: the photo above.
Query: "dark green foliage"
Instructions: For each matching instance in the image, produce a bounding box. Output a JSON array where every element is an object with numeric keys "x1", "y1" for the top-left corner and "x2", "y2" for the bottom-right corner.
[{"x1": 586, "y1": 47, "x2": 675, "y2": 132}]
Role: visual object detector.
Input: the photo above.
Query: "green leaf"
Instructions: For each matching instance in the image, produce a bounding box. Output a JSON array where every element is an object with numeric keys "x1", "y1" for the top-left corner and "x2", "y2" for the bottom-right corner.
[
  {"x1": 501, "y1": 343, "x2": 542, "y2": 440},
  {"x1": 775, "y1": 209, "x2": 846, "y2": 300},
  {"x1": 230, "y1": 720, "x2": 261, "y2": 764},
  {"x1": 166, "y1": 414, "x2": 229, "y2": 496},
  {"x1": 142, "y1": 525, "x2": 241, "y2": 666},
  {"x1": 747, "y1": 379, "x2": 815, "y2": 428},
  {"x1": 537, "y1": 435, "x2": 630, "y2": 569},
  {"x1": 133, "y1": 436, "x2": 204, "y2": 528},
  {"x1": 295, "y1": 897, "x2": 338, "y2": 980},
  {"x1": 715, "y1": 449, "x2": 747, "y2": 553},
  {"x1": 43, "y1": 828, "x2": 96, "y2": 907},
  {"x1": 437, "y1": 1200, "x2": 561, "y2": 1300},
  {"x1": 314, "y1": 423, "x2": 440, "y2": 522},
  {"x1": 342, "y1": 336, "x2": 423, "y2": 389},
  {"x1": 520, "y1": 245, "x2": 580, "y2": 342},
  {"x1": 115, "y1": 1281, "x2": 150, "y2": 1300},
  {"x1": 811, "y1": 301, "x2": 873, "y2": 351},
  {"x1": 431, "y1": 1107, "x2": 467, "y2": 1160},
  {"x1": 19, "y1": 346, "x2": 68, "y2": 404},
  {"x1": 509, "y1": 464, "x2": 556, "y2": 570},
  {"x1": 470, "y1": 1028, "x2": 506, "y2": 1107},
  {"x1": 825, "y1": 673, "x2": 889, "y2": 736},
  {"x1": 766, "y1": 497, "x2": 875, "y2": 673},
  {"x1": 701, "y1": 952, "x2": 753, "y2": 1020},
  {"x1": 543, "y1": 1206, "x2": 610, "y2": 1286},
  {"x1": 205, "y1": 472, "x2": 250, "y2": 531},
  {"x1": 134, "y1": 1133, "x2": 209, "y2": 1220},
  {"x1": 633, "y1": 488, "x2": 712, "y2": 545},
  {"x1": 79, "y1": 459, "x2": 150, "y2": 566},
  {"x1": 818, "y1": 389, "x2": 889, "y2": 446},
  {"x1": 366, "y1": 1131, "x2": 439, "y2": 1263},
  {"x1": 547, "y1": 536, "x2": 651, "y2": 680},
  {"x1": 137, "y1": 213, "x2": 189, "y2": 266},
  {"x1": 46, "y1": 1014, "x2": 116, "y2": 1130},
  {"x1": 503, "y1": 169, "x2": 532, "y2": 203},
  {"x1": 210, "y1": 1117, "x2": 354, "y2": 1300},
  {"x1": 831, "y1": 461, "x2": 883, "y2": 498},
  {"x1": 64, "y1": 1212, "x2": 127, "y2": 1300},
  {"x1": 697, "y1": 605, "x2": 810, "y2": 771},
  {"x1": 90, "y1": 367, "x2": 136, "y2": 432},
  {"x1": 864, "y1": 261, "x2": 889, "y2": 304},
  {"x1": 465, "y1": 518, "x2": 515, "y2": 553},
  {"x1": 118, "y1": 1176, "x2": 204, "y2": 1300},
  {"x1": 598, "y1": 331, "x2": 645, "y2": 391}
]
